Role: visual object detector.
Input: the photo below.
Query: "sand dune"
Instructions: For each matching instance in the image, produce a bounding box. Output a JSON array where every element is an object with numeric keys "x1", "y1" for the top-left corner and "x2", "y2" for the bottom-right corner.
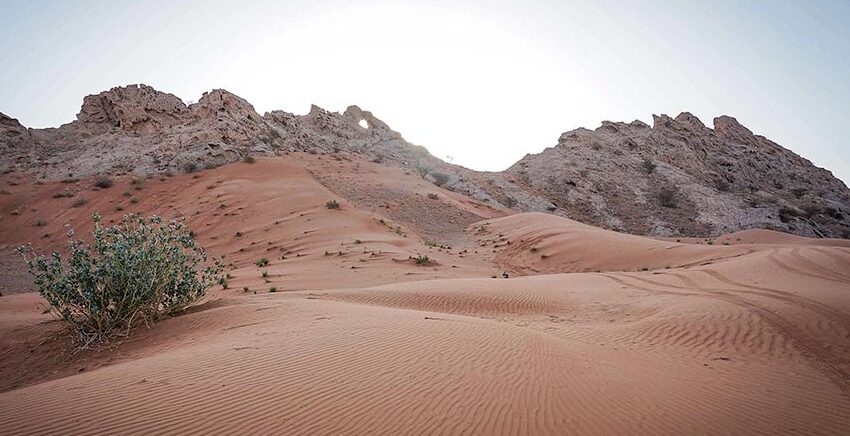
[
  {"x1": 473, "y1": 212, "x2": 758, "y2": 274},
  {"x1": 1, "y1": 155, "x2": 849, "y2": 435}
]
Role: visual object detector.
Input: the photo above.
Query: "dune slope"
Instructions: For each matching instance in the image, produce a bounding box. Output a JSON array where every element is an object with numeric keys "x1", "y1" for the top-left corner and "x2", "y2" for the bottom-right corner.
[{"x1": 1, "y1": 157, "x2": 849, "y2": 435}]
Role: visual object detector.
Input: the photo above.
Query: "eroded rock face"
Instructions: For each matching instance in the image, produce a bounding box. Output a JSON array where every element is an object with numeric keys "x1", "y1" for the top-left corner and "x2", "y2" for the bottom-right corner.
[
  {"x1": 0, "y1": 84, "x2": 410, "y2": 178},
  {"x1": 499, "y1": 113, "x2": 850, "y2": 238},
  {"x1": 1, "y1": 84, "x2": 848, "y2": 238},
  {"x1": 0, "y1": 113, "x2": 32, "y2": 150},
  {"x1": 75, "y1": 84, "x2": 190, "y2": 135}
]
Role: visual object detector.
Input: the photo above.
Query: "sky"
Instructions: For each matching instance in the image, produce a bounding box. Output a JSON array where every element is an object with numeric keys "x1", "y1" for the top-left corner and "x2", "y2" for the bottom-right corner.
[{"x1": 1, "y1": 0, "x2": 849, "y2": 183}]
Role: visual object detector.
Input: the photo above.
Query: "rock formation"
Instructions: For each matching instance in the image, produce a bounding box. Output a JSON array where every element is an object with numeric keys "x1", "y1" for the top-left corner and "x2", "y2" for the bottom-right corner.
[{"x1": 2, "y1": 84, "x2": 848, "y2": 238}]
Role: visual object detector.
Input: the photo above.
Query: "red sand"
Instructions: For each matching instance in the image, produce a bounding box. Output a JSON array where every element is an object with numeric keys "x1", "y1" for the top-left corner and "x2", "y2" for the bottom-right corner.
[{"x1": 1, "y1": 155, "x2": 848, "y2": 435}]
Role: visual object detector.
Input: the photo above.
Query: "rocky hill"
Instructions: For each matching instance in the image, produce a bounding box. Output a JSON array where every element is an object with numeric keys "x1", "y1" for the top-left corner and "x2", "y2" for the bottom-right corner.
[{"x1": 2, "y1": 84, "x2": 848, "y2": 238}]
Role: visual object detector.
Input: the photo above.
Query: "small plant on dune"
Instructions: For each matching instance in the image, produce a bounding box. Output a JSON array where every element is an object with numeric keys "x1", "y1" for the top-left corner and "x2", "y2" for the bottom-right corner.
[
  {"x1": 262, "y1": 270, "x2": 269, "y2": 278},
  {"x1": 427, "y1": 193, "x2": 439, "y2": 200},
  {"x1": 131, "y1": 178, "x2": 145, "y2": 190},
  {"x1": 72, "y1": 197, "x2": 88, "y2": 208},
  {"x1": 269, "y1": 287, "x2": 278, "y2": 293},
  {"x1": 243, "y1": 155, "x2": 256, "y2": 164},
  {"x1": 412, "y1": 254, "x2": 430, "y2": 265},
  {"x1": 18, "y1": 213, "x2": 221, "y2": 347},
  {"x1": 94, "y1": 176, "x2": 113, "y2": 189},
  {"x1": 256, "y1": 257, "x2": 269, "y2": 267},
  {"x1": 130, "y1": 197, "x2": 140, "y2": 204},
  {"x1": 326, "y1": 200, "x2": 340, "y2": 209}
]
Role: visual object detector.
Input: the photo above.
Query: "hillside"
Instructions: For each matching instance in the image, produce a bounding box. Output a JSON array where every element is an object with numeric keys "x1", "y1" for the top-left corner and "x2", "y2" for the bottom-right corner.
[{"x1": 2, "y1": 84, "x2": 848, "y2": 240}]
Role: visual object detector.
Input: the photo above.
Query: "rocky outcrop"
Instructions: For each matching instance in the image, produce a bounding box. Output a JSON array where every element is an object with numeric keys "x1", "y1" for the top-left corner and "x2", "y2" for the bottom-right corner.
[
  {"x1": 0, "y1": 113, "x2": 32, "y2": 151},
  {"x1": 0, "y1": 84, "x2": 414, "y2": 178},
  {"x1": 492, "y1": 113, "x2": 850, "y2": 238},
  {"x1": 1, "y1": 84, "x2": 847, "y2": 238},
  {"x1": 74, "y1": 84, "x2": 189, "y2": 135}
]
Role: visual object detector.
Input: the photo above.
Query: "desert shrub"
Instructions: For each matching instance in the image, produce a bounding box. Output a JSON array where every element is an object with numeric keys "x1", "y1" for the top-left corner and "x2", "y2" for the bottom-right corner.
[
  {"x1": 823, "y1": 207, "x2": 843, "y2": 220},
  {"x1": 415, "y1": 165, "x2": 429, "y2": 179},
  {"x1": 714, "y1": 178, "x2": 730, "y2": 192},
  {"x1": 182, "y1": 162, "x2": 198, "y2": 173},
  {"x1": 412, "y1": 254, "x2": 429, "y2": 265},
  {"x1": 326, "y1": 200, "x2": 340, "y2": 209},
  {"x1": 791, "y1": 188, "x2": 807, "y2": 199},
  {"x1": 431, "y1": 172, "x2": 450, "y2": 186},
  {"x1": 94, "y1": 176, "x2": 113, "y2": 189},
  {"x1": 243, "y1": 155, "x2": 256, "y2": 164},
  {"x1": 72, "y1": 197, "x2": 88, "y2": 208},
  {"x1": 130, "y1": 197, "x2": 139, "y2": 204},
  {"x1": 269, "y1": 287, "x2": 278, "y2": 293},
  {"x1": 658, "y1": 189, "x2": 677, "y2": 208},
  {"x1": 256, "y1": 257, "x2": 270, "y2": 267},
  {"x1": 641, "y1": 159, "x2": 656, "y2": 174},
  {"x1": 778, "y1": 207, "x2": 799, "y2": 223},
  {"x1": 427, "y1": 193, "x2": 439, "y2": 200},
  {"x1": 18, "y1": 213, "x2": 221, "y2": 346},
  {"x1": 131, "y1": 178, "x2": 145, "y2": 190},
  {"x1": 801, "y1": 205, "x2": 821, "y2": 218},
  {"x1": 52, "y1": 191, "x2": 75, "y2": 198}
]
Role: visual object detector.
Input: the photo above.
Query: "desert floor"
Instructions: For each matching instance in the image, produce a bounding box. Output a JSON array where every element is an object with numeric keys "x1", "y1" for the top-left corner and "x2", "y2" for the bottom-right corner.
[{"x1": 1, "y1": 155, "x2": 849, "y2": 435}]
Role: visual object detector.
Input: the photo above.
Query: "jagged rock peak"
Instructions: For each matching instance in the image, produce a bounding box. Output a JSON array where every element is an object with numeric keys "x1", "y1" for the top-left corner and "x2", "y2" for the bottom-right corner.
[
  {"x1": 0, "y1": 112, "x2": 32, "y2": 149},
  {"x1": 191, "y1": 89, "x2": 263, "y2": 123},
  {"x1": 714, "y1": 115, "x2": 754, "y2": 139},
  {"x1": 75, "y1": 84, "x2": 189, "y2": 135},
  {"x1": 674, "y1": 112, "x2": 707, "y2": 130}
]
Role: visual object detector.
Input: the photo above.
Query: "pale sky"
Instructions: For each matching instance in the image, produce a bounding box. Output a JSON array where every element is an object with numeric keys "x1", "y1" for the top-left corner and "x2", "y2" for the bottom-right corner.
[{"x1": 1, "y1": 0, "x2": 849, "y2": 183}]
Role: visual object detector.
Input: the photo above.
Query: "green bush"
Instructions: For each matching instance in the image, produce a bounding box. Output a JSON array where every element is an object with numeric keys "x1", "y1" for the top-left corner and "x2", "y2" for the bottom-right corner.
[
  {"x1": 412, "y1": 254, "x2": 430, "y2": 265},
  {"x1": 18, "y1": 213, "x2": 221, "y2": 347},
  {"x1": 256, "y1": 257, "x2": 269, "y2": 267},
  {"x1": 326, "y1": 200, "x2": 340, "y2": 209}
]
